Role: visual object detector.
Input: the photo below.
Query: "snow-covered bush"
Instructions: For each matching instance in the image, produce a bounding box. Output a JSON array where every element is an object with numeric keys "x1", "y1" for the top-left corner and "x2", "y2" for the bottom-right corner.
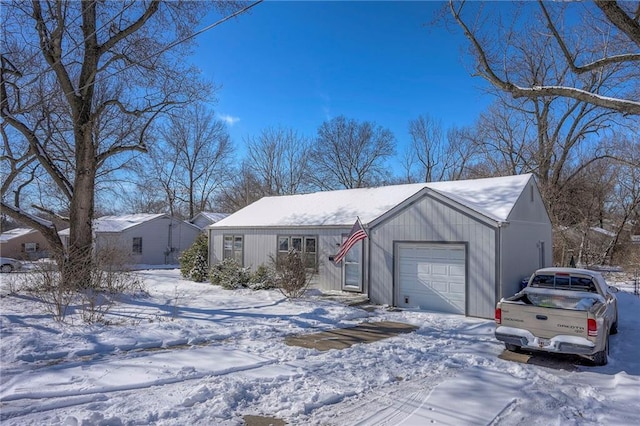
[
  {"x1": 179, "y1": 233, "x2": 209, "y2": 282},
  {"x1": 209, "y1": 258, "x2": 250, "y2": 289},
  {"x1": 248, "y1": 264, "x2": 277, "y2": 290}
]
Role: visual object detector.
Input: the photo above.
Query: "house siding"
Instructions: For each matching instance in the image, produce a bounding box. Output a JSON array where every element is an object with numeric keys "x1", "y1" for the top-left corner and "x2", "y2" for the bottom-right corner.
[
  {"x1": 369, "y1": 193, "x2": 497, "y2": 318},
  {"x1": 0, "y1": 230, "x2": 51, "y2": 260},
  {"x1": 210, "y1": 227, "x2": 350, "y2": 292},
  {"x1": 94, "y1": 217, "x2": 199, "y2": 265},
  {"x1": 499, "y1": 180, "x2": 553, "y2": 299}
]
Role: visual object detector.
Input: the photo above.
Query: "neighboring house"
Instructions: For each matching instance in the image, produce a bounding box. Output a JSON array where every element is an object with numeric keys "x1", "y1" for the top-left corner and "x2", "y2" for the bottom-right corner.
[
  {"x1": 0, "y1": 228, "x2": 51, "y2": 260},
  {"x1": 190, "y1": 212, "x2": 229, "y2": 231},
  {"x1": 60, "y1": 214, "x2": 200, "y2": 265},
  {"x1": 208, "y1": 174, "x2": 552, "y2": 319}
]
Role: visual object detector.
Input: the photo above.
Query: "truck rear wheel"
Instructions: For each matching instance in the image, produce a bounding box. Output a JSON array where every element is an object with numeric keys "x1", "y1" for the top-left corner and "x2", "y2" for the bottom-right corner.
[
  {"x1": 505, "y1": 343, "x2": 521, "y2": 352},
  {"x1": 592, "y1": 338, "x2": 608, "y2": 366}
]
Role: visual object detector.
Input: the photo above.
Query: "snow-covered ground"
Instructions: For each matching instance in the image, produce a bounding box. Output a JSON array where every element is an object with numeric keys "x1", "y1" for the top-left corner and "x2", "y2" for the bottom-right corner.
[{"x1": 1, "y1": 268, "x2": 639, "y2": 425}]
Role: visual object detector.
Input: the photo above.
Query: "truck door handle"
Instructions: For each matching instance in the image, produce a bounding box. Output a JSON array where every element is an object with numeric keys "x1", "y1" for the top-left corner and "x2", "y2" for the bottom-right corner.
[{"x1": 536, "y1": 315, "x2": 548, "y2": 320}]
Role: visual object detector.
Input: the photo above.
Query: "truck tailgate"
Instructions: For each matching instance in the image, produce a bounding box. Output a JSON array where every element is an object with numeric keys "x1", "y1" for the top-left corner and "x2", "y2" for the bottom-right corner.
[{"x1": 500, "y1": 303, "x2": 589, "y2": 339}]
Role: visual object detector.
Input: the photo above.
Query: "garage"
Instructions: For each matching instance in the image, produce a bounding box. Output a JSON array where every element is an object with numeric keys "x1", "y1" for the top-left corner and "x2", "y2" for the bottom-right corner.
[
  {"x1": 396, "y1": 243, "x2": 466, "y2": 314},
  {"x1": 211, "y1": 173, "x2": 552, "y2": 319}
]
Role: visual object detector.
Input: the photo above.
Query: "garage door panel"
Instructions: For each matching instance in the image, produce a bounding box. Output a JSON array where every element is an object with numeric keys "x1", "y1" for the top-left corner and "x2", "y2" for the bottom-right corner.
[
  {"x1": 397, "y1": 244, "x2": 466, "y2": 315},
  {"x1": 449, "y1": 282, "x2": 465, "y2": 294},
  {"x1": 431, "y1": 264, "x2": 448, "y2": 275},
  {"x1": 450, "y1": 265, "x2": 465, "y2": 276}
]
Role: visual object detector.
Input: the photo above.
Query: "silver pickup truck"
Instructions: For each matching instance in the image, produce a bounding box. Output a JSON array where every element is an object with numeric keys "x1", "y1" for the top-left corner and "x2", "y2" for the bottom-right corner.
[{"x1": 495, "y1": 267, "x2": 618, "y2": 365}]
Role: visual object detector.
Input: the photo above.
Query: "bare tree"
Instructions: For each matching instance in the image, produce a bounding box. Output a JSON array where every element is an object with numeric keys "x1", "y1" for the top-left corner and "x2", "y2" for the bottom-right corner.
[
  {"x1": 451, "y1": 12, "x2": 629, "y2": 223},
  {"x1": 310, "y1": 116, "x2": 396, "y2": 190},
  {"x1": 448, "y1": 1, "x2": 640, "y2": 115},
  {"x1": 403, "y1": 115, "x2": 479, "y2": 183},
  {"x1": 406, "y1": 115, "x2": 445, "y2": 183},
  {"x1": 601, "y1": 136, "x2": 640, "y2": 265},
  {"x1": 245, "y1": 127, "x2": 312, "y2": 196},
  {"x1": 215, "y1": 162, "x2": 266, "y2": 213},
  {"x1": 147, "y1": 104, "x2": 234, "y2": 219},
  {"x1": 0, "y1": 1, "x2": 241, "y2": 287}
]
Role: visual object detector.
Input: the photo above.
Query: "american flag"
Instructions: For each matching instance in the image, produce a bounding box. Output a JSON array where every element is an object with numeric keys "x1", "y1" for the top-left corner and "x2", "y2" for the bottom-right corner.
[{"x1": 333, "y1": 218, "x2": 368, "y2": 264}]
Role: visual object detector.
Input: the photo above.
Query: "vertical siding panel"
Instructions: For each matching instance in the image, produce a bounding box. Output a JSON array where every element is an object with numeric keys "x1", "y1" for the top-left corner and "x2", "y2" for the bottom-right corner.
[
  {"x1": 209, "y1": 227, "x2": 348, "y2": 293},
  {"x1": 370, "y1": 194, "x2": 497, "y2": 318}
]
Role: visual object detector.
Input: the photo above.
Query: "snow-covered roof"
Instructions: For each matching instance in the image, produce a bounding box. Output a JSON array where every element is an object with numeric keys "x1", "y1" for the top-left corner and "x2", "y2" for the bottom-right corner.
[
  {"x1": 590, "y1": 227, "x2": 616, "y2": 238},
  {"x1": 0, "y1": 228, "x2": 37, "y2": 243},
  {"x1": 94, "y1": 214, "x2": 168, "y2": 232},
  {"x1": 59, "y1": 214, "x2": 168, "y2": 235},
  {"x1": 192, "y1": 212, "x2": 229, "y2": 223},
  {"x1": 211, "y1": 174, "x2": 533, "y2": 228}
]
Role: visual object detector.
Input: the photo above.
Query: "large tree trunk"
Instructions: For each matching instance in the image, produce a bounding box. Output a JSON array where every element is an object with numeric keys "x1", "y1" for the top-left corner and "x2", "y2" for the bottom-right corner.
[{"x1": 64, "y1": 128, "x2": 97, "y2": 289}]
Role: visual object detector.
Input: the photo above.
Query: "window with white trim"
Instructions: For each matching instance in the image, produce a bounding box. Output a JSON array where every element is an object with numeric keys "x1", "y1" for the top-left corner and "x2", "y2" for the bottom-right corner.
[
  {"x1": 224, "y1": 235, "x2": 244, "y2": 265},
  {"x1": 278, "y1": 235, "x2": 317, "y2": 269}
]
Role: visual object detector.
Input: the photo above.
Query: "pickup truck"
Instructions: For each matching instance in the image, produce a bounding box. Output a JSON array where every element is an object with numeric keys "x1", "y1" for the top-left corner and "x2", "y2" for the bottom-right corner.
[{"x1": 495, "y1": 267, "x2": 618, "y2": 365}]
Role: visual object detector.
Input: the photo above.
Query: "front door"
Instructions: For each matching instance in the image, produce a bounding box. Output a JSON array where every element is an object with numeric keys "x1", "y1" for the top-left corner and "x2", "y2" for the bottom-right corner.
[{"x1": 342, "y1": 240, "x2": 363, "y2": 292}]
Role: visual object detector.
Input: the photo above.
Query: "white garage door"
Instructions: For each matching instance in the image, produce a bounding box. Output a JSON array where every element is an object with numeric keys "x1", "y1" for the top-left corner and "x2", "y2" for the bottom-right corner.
[{"x1": 397, "y1": 244, "x2": 466, "y2": 314}]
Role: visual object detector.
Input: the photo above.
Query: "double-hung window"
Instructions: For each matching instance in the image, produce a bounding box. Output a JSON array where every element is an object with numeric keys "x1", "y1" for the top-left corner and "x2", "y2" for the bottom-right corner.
[
  {"x1": 132, "y1": 237, "x2": 143, "y2": 254},
  {"x1": 223, "y1": 235, "x2": 244, "y2": 265},
  {"x1": 278, "y1": 235, "x2": 317, "y2": 270}
]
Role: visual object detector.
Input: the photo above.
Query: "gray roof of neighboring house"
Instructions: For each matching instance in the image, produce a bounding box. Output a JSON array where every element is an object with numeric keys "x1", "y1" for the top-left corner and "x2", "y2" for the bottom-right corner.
[
  {"x1": 192, "y1": 212, "x2": 229, "y2": 223},
  {"x1": 0, "y1": 228, "x2": 37, "y2": 243},
  {"x1": 59, "y1": 213, "x2": 199, "y2": 235}
]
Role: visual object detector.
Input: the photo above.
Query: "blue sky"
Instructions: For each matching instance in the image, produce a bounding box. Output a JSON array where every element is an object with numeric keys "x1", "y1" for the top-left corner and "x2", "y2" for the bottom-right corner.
[{"x1": 192, "y1": 1, "x2": 494, "y2": 161}]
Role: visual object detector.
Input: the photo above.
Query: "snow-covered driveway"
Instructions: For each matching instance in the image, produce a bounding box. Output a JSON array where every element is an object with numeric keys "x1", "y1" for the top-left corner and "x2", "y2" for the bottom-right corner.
[{"x1": 1, "y1": 269, "x2": 638, "y2": 425}]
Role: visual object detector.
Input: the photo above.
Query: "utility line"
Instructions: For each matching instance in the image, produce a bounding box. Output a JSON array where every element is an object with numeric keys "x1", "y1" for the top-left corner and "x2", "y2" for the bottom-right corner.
[{"x1": 3, "y1": 0, "x2": 264, "y2": 119}]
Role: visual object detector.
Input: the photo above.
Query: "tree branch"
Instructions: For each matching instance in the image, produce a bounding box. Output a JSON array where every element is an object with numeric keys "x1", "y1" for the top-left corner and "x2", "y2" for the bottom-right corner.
[
  {"x1": 539, "y1": 1, "x2": 640, "y2": 73},
  {"x1": 594, "y1": 0, "x2": 640, "y2": 46},
  {"x1": 98, "y1": 0, "x2": 161, "y2": 55},
  {"x1": 450, "y1": 0, "x2": 640, "y2": 115}
]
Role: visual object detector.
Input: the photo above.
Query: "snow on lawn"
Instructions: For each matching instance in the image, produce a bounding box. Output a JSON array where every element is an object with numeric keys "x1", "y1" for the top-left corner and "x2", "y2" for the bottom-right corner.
[{"x1": 1, "y1": 269, "x2": 639, "y2": 425}]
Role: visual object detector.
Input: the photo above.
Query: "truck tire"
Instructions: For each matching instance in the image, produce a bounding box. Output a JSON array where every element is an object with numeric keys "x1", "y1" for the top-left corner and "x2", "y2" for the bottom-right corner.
[
  {"x1": 610, "y1": 320, "x2": 618, "y2": 335},
  {"x1": 592, "y1": 338, "x2": 608, "y2": 366},
  {"x1": 505, "y1": 343, "x2": 521, "y2": 352}
]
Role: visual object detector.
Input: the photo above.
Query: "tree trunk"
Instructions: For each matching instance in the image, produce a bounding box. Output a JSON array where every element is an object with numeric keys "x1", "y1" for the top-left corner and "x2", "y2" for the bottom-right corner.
[{"x1": 64, "y1": 127, "x2": 96, "y2": 289}]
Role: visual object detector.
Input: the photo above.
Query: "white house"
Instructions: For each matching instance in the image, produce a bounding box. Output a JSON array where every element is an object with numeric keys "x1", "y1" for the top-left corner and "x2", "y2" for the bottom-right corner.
[
  {"x1": 208, "y1": 174, "x2": 552, "y2": 319},
  {"x1": 60, "y1": 214, "x2": 200, "y2": 265}
]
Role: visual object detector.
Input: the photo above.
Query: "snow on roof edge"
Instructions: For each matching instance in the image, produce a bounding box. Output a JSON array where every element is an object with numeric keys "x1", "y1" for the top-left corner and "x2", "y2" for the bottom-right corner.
[{"x1": 210, "y1": 174, "x2": 534, "y2": 229}]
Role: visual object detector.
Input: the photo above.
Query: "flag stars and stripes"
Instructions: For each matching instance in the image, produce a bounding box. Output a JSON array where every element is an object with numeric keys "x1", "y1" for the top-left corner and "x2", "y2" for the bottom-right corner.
[{"x1": 333, "y1": 218, "x2": 368, "y2": 264}]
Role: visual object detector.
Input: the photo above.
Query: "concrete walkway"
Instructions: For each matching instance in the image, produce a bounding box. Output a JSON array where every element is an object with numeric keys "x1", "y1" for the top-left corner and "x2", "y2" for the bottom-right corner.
[{"x1": 284, "y1": 321, "x2": 418, "y2": 351}]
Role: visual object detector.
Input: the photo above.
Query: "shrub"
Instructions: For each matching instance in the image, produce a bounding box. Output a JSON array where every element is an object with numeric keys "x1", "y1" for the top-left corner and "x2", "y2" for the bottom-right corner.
[
  {"x1": 273, "y1": 250, "x2": 313, "y2": 298},
  {"x1": 248, "y1": 264, "x2": 277, "y2": 290},
  {"x1": 179, "y1": 233, "x2": 209, "y2": 282},
  {"x1": 209, "y1": 258, "x2": 250, "y2": 289},
  {"x1": 24, "y1": 246, "x2": 146, "y2": 323}
]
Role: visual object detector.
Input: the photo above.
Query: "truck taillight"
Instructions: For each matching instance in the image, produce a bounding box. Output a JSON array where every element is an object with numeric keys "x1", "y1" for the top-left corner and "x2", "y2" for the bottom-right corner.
[
  {"x1": 495, "y1": 308, "x2": 502, "y2": 324},
  {"x1": 588, "y1": 318, "x2": 598, "y2": 336}
]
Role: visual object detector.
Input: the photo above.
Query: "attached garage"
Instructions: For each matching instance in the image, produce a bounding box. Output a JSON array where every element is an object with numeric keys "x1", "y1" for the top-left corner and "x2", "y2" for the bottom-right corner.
[
  {"x1": 209, "y1": 174, "x2": 553, "y2": 319},
  {"x1": 396, "y1": 243, "x2": 466, "y2": 314}
]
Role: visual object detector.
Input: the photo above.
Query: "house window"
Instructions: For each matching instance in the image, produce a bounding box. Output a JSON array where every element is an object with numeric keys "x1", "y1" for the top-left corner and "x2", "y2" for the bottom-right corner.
[
  {"x1": 24, "y1": 242, "x2": 38, "y2": 253},
  {"x1": 224, "y1": 235, "x2": 244, "y2": 265},
  {"x1": 132, "y1": 237, "x2": 143, "y2": 254},
  {"x1": 278, "y1": 235, "x2": 318, "y2": 269}
]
